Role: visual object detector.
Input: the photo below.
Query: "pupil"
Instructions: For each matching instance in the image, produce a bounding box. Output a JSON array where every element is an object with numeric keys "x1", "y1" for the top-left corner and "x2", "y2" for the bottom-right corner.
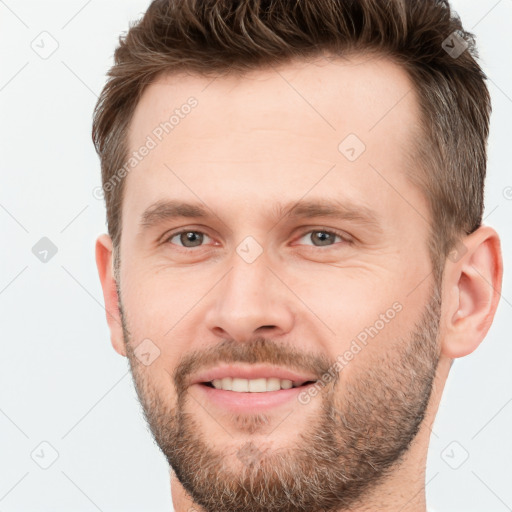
[
  {"x1": 182, "y1": 231, "x2": 202, "y2": 247},
  {"x1": 314, "y1": 231, "x2": 331, "y2": 246}
]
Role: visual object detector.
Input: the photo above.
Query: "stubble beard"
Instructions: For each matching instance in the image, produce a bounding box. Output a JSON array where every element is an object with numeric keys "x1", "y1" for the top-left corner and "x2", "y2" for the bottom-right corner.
[{"x1": 119, "y1": 282, "x2": 441, "y2": 512}]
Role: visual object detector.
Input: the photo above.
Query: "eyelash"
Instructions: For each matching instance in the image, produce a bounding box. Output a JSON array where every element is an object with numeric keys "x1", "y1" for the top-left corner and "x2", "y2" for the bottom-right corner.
[{"x1": 162, "y1": 228, "x2": 353, "y2": 251}]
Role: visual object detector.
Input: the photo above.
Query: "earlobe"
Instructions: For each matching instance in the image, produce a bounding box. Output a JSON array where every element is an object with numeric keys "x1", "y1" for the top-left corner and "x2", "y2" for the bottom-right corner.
[
  {"x1": 441, "y1": 226, "x2": 503, "y2": 359},
  {"x1": 95, "y1": 234, "x2": 127, "y2": 357}
]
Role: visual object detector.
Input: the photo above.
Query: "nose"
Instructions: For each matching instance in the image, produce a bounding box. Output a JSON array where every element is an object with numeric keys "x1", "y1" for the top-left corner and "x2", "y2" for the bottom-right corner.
[{"x1": 204, "y1": 251, "x2": 295, "y2": 343}]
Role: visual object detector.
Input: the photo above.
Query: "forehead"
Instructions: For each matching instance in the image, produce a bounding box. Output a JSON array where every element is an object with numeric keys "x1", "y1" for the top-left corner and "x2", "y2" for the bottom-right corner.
[
  {"x1": 129, "y1": 53, "x2": 420, "y2": 151},
  {"x1": 124, "y1": 53, "x2": 426, "y2": 232}
]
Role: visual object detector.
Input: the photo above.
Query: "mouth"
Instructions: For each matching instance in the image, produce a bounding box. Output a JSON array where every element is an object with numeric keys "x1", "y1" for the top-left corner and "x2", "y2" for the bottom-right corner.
[
  {"x1": 189, "y1": 364, "x2": 320, "y2": 412},
  {"x1": 193, "y1": 378, "x2": 319, "y2": 413},
  {"x1": 200, "y1": 377, "x2": 317, "y2": 392}
]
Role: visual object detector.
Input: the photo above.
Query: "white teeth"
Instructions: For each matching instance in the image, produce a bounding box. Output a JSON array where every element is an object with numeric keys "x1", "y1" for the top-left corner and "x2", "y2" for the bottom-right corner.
[
  {"x1": 266, "y1": 377, "x2": 281, "y2": 391},
  {"x1": 210, "y1": 377, "x2": 298, "y2": 392},
  {"x1": 232, "y1": 378, "x2": 249, "y2": 392},
  {"x1": 221, "y1": 377, "x2": 232, "y2": 390},
  {"x1": 248, "y1": 378, "x2": 267, "y2": 392}
]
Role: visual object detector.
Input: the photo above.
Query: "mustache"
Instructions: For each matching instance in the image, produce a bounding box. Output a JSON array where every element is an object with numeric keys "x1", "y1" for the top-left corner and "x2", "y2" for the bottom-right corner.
[{"x1": 172, "y1": 336, "x2": 334, "y2": 394}]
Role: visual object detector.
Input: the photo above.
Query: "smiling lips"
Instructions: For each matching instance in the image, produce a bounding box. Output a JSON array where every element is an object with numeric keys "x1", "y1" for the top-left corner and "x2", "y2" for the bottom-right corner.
[
  {"x1": 191, "y1": 364, "x2": 318, "y2": 393},
  {"x1": 190, "y1": 365, "x2": 319, "y2": 412}
]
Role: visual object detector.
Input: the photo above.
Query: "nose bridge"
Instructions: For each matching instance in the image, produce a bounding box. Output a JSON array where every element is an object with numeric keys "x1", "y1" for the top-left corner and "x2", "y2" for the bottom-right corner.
[
  {"x1": 226, "y1": 251, "x2": 270, "y2": 308},
  {"x1": 205, "y1": 246, "x2": 294, "y2": 341}
]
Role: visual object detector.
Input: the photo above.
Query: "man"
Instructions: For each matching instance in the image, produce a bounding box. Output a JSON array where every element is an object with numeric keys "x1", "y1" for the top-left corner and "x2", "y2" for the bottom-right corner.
[{"x1": 93, "y1": 1, "x2": 503, "y2": 511}]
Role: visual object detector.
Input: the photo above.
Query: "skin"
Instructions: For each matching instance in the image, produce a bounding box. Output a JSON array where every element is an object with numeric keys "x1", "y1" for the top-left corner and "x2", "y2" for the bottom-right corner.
[{"x1": 96, "y1": 53, "x2": 503, "y2": 511}]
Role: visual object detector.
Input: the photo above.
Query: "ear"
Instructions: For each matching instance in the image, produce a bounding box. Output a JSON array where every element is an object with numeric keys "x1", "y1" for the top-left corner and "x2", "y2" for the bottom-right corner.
[
  {"x1": 95, "y1": 233, "x2": 127, "y2": 357},
  {"x1": 441, "y1": 225, "x2": 503, "y2": 359}
]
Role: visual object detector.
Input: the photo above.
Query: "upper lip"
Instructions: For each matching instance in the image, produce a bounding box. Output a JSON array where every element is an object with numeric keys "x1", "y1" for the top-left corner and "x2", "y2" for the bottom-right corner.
[{"x1": 190, "y1": 364, "x2": 318, "y2": 386}]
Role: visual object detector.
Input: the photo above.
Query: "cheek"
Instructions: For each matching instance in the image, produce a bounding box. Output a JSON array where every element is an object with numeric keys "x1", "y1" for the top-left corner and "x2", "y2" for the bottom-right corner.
[
  {"x1": 312, "y1": 281, "x2": 426, "y2": 369},
  {"x1": 289, "y1": 269, "x2": 399, "y2": 332},
  {"x1": 121, "y1": 282, "x2": 188, "y2": 375},
  {"x1": 122, "y1": 266, "x2": 183, "y2": 322}
]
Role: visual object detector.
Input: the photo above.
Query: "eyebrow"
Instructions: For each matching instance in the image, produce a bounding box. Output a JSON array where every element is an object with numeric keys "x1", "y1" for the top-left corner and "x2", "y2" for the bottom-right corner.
[{"x1": 139, "y1": 198, "x2": 382, "y2": 234}]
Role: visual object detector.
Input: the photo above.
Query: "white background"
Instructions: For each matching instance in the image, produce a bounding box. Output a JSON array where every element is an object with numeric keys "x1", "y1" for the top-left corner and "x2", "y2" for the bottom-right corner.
[{"x1": 0, "y1": 1, "x2": 511, "y2": 510}]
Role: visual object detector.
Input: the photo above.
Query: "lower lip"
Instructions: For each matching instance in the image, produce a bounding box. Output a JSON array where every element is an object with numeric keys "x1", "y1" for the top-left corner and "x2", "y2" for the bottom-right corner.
[{"x1": 192, "y1": 382, "x2": 316, "y2": 413}]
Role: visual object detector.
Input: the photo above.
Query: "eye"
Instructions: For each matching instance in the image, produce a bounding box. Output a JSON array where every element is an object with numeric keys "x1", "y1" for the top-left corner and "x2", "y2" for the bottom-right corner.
[
  {"x1": 162, "y1": 228, "x2": 351, "y2": 251},
  {"x1": 295, "y1": 229, "x2": 350, "y2": 248},
  {"x1": 165, "y1": 230, "x2": 214, "y2": 248}
]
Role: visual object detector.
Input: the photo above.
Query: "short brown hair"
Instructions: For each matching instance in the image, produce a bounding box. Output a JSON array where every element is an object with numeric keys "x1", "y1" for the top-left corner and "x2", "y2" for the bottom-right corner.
[{"x1": 92, "y1": 0, "x2": 491, "y2": 283}]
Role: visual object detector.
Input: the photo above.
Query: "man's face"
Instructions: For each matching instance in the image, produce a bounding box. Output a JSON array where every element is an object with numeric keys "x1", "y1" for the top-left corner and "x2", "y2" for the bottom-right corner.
[{"x1": 117, "y1": 54, "x2": 442, "y2": 511}]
